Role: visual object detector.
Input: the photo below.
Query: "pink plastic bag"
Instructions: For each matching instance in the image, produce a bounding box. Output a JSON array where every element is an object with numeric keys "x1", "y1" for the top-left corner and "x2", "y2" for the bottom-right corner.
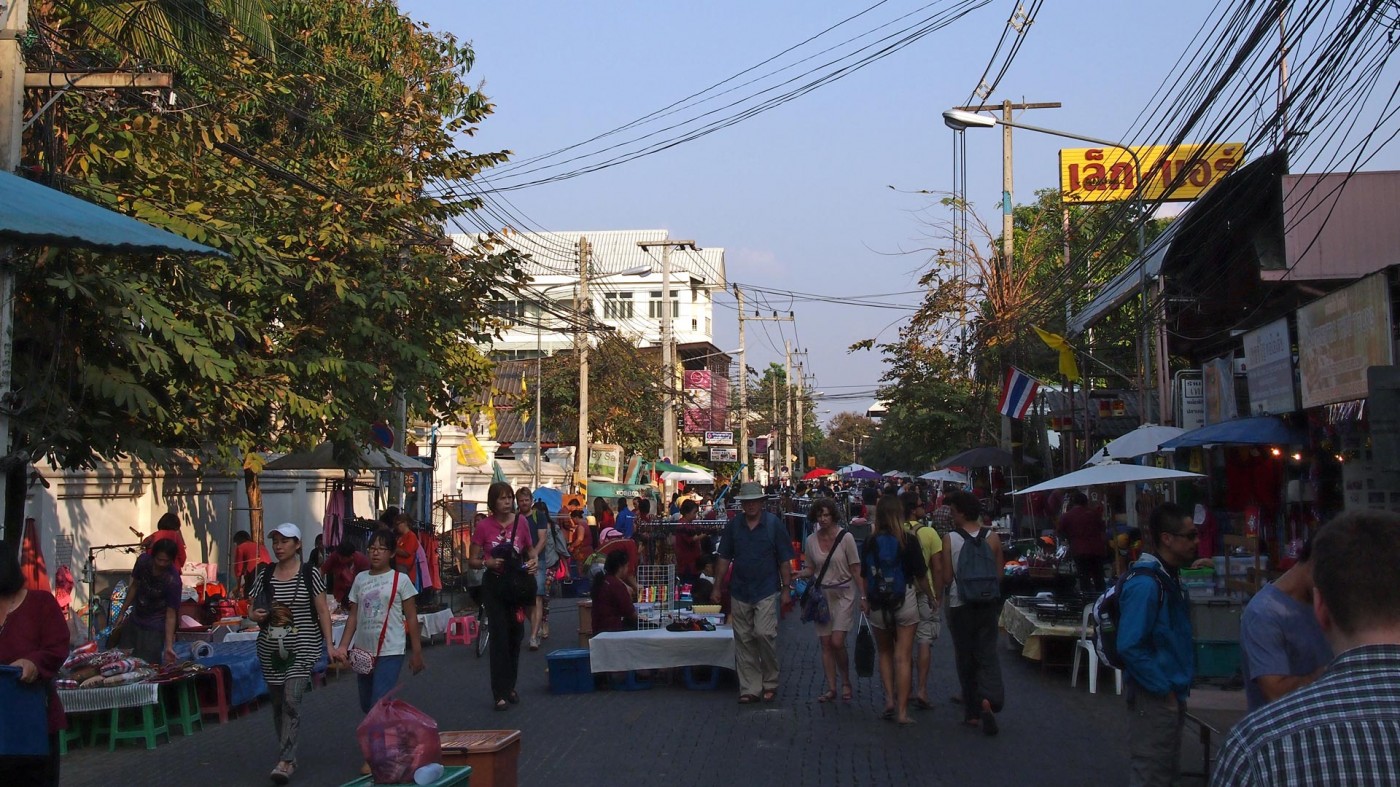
[{"x1": 356, "y1": 693, "x2": 441, "y2": 784}]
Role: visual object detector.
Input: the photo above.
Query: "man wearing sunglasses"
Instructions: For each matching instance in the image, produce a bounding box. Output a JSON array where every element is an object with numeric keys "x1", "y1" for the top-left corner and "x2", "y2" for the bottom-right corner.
[{"x1": 1118, "y1": 502, "x2": 1198, "y2": 787}]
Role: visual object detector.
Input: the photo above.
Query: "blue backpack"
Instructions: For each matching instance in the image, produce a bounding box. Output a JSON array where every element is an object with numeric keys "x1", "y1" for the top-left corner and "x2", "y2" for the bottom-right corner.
[{"x1": 863, "y1": 533, "x2": 908, "y2": 612}]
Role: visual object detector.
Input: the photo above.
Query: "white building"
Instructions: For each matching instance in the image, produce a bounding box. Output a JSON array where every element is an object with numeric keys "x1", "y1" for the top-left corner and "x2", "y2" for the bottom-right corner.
[{"x1": 451, "y1": 229, "x2": 726, "y2": 358}]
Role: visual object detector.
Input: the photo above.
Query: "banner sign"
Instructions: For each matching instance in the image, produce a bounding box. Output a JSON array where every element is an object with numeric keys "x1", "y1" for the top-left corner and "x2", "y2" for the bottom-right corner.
[
  {"x1": 710, "y1": 447, "x2": 738, "y2": 462},
  {"x1": 1298, "y1": 273, "x2": 1394, "y2": 408},
  {"x1": 1059, "y1": 143, "x2": 1245, "y2": 203},
  {"x1": 1242, "y1": 318, "x2": 1296, "y2": 415},
  {"x1": 1202, "y1": 357, "x2": 1238, "y2": 425},
  {"x1": 1177, "y1": 376, "x2": 1204, "y2": 431},
  {"x1": 704, "y1": 431, "x2": 734, "y2": 445}
]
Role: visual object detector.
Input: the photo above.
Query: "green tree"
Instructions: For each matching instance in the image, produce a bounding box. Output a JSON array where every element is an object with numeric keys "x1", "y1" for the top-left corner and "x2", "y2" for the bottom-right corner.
[
  {"x1": 814, "y1": 412, "x2": 878, "y2": 469},
  {"x1": 536, "y1": 335, "x2": 666, "y2": 459},
  {"x1": 16, "y1": 0, "x2": 525, "y2": 469}
]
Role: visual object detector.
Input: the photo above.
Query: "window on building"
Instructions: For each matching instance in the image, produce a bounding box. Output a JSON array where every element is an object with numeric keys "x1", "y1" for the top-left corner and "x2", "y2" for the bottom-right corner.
[
  {"x1": 603, "y1": 292, "x2": 634, "y2": 319},
  {"x1": 647, "y1": 292, "x2": 679, "y2": 319},
  {"x1": 488, "y1": 299, "x2": 542, "y2": 325}
]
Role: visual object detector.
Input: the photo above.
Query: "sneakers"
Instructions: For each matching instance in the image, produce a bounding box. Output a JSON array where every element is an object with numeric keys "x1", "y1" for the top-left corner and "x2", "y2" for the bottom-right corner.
[
  {"x1": 270, "y1": 761, "x2": 295, "y2": 784},
  {"x1": 528, "y1": 635, "x2": 540, "y2": 651}
]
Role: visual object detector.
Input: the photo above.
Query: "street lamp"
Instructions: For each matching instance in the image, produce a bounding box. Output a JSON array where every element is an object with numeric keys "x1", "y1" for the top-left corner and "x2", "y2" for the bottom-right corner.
[
  {"x1": 838, "y1": 434, "x2": 867, "y2": 465},
  {"x1": 942, "y1": 109, "x2": 1151, "y2": 425},
  {"x1": 531, "y1": 265, "x2": 651, "y2": 488}
]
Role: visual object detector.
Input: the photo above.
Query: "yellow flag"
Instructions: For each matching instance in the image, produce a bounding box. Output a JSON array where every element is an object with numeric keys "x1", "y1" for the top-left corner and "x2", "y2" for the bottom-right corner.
[
  {"x1": 457, "y1": 433, "x2": 488, "y2": 467},
  {"x1": 1033, "y1": 325, "x2": 1081, "y2": 382}
]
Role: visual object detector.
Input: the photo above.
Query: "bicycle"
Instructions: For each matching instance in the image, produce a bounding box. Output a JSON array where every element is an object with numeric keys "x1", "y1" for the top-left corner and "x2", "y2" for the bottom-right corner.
[{"x1": 472, "y1": 589, "x2": 490, "y2": 658}]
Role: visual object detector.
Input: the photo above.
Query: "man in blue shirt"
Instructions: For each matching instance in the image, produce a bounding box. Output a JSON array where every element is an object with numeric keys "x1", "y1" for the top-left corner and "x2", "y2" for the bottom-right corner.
[
  {"x1": 615, "y1": 497, "x2": 636, "y2": 539},
  {"x1": 1118, "y1": 503, "x2": 1197, "y2": 787},
  {"x1": 716, "y1": 482, "x2": 794, "y2": 704},
  {"x1": 1239, "y1": 538, "x2": 1331, "y2": 711},
  {"x1": 1214, "y1": 510, "x2": 1400, "y2": 786}
]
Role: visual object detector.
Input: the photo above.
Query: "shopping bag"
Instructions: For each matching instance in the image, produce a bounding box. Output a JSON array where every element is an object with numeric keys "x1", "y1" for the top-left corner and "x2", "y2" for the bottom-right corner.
[
  {"x1": 356, "y1": 691, "x2": 442, "y2": 784},
  {"x1": 854, "y1": 615, "x2": 875, "y2": 678}
]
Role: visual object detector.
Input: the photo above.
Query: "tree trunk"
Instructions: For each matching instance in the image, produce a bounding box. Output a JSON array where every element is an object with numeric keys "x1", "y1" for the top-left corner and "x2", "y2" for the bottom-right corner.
[{"x1": 244, "y1": 467, "x2": 264, "y2": 544}]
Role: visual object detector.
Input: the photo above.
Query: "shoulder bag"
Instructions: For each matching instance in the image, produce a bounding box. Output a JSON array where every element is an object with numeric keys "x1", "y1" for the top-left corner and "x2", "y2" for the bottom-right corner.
[
  {"x1": 347, "y1": 571, "x2": 399, "y2": 675},
  {"x1": 800, "y1": 529, "x2": 847, "y2": 625},
  {"x1": 496, "y1": 516, "x2": 538, "y2": 608}
]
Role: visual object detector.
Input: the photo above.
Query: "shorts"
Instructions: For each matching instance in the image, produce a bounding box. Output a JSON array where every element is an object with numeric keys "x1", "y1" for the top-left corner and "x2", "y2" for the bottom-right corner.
[
  {"x1": 914, "y1": 593, "x2": 941, "y2": 643},
  {"x1": 868, "y1": 587, "x2": 919, "y2": 630}
]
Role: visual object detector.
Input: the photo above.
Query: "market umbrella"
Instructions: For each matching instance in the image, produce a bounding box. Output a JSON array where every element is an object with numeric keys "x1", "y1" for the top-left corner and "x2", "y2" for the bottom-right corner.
[
  {"x1": 663, "y1": 462, "x2": 714, "y2": 484},
  {"x1": 845, "y1": 468, "x2": 882, "y2": 481},
  {"x1": 1085, "y1": 424, "x2": 1185, "y2": 465},
  {"x1": 837, "y1": 463, "x2": 874, "y2": 475},
  {"x1": 883, "y1": 470, "x2": 911, "y2": 479},
  {"x1": 532, "y1": 487, "x2": 563, "y2": 514},
  {"x1": 264, "y1": 441, "x2": 430, "y2": 471},
  {"x1": 1013, "y1": 462, "x2": 1204, "y2": 496},
  {"x1": 938, "y1": 446, "x2": 1013, "y2": 468},
  {"x1": 650, "y1": 460, "x2": 691, "y2": 473},
  {"x1": 803, "y1": 467, "x2": 836, "y2": 480},
  {"x1": 1158, "y1": 415, "x2": 1304, "y2": 449},
  {"x1": 919, "y1": 468, "x2": 969, "y2": 484}
]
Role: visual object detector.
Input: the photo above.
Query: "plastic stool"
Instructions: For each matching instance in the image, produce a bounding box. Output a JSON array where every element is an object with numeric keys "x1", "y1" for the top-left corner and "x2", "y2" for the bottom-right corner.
[
  {"x1": 99, "y1": 700, "x2": 171, "y2": 750},
  {"x1": 682, "y1": 665, "x2": 723, "y2": 690},
  {"x1": 609, "y1": 671, "x2": 652, "y2": 691},
  {"x1": 58, "y1": 715, "x2": 88, "y2": 754},
  {"x1": 197, "y1": 668, "x2": 230, "y2": 724},
  {"x1": 446, "y1": 616, "x2": 478, "y2": 646},
  {"x1": 163, "y1": 678, "x2": 203, "y2": 736}
]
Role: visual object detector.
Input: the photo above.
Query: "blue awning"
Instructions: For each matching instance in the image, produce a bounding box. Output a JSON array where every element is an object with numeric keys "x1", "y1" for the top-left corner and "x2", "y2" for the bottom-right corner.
[
  {"x1": 0, "y1": 171, "x2": 225, "y2": 256},
  {"x1": 1159, "y1": 415, "x2": 1304, "y2": 449}
]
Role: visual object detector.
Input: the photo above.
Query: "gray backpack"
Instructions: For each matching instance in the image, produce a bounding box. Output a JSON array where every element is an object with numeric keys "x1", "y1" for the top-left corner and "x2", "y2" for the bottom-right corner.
[{"x1": 951, "y1": 527, "x2": 1001, "y2": 603}]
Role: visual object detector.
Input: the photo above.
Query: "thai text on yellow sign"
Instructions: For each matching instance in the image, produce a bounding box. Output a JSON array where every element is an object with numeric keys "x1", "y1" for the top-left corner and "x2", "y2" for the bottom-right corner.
[{"x1": 1058, "y1": 143, "x2": 1245, "y2": 203}]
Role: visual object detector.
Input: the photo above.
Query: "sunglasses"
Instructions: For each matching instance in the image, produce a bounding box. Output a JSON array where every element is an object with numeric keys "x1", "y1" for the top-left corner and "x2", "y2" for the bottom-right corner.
[{"x1": 1169, "y1": 529, "x2": 1200, "y2": 541}]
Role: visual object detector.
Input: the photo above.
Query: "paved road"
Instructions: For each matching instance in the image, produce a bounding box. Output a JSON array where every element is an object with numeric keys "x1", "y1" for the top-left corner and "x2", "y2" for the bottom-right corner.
[{"x1": 60, "y1": 599, "x2": 1213, "y2": 786}]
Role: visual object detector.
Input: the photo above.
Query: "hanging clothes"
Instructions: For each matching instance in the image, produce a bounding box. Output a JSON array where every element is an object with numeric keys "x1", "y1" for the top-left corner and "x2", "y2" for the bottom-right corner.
[
  {"x1": 20, "y1": 517, "x2": 50, "y2": 592},
  {"x1": 322, "y1": 484, "x2": 349, "y2": 548},
  {"x1": 420, "y1": 532, "x2": 442, "y2": 591}
]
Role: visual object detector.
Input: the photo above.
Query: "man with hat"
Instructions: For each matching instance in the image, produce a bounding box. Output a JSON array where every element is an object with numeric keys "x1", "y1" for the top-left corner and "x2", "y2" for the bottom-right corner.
[{"x1": 716, "y1": 482, "x2": 795, "y2": 704}]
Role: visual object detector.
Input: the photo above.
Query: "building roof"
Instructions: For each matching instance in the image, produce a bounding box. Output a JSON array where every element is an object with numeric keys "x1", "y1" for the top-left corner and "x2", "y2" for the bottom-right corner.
[
  {"x1": 1273, "y1": 169, "x2": 1400, "y2": 282},
  {"x1": 451, "y1": 229, "x2": 726, "y2": 286}
]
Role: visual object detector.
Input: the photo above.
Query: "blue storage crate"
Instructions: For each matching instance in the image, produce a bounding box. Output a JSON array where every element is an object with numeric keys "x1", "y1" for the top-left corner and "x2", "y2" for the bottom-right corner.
[
  {"x1": 1195, "y1": 640, "x2": 1241, "y2": 679},
  {"x1": 547, "y1": 648, "x2": 594, "y2": 694},
  {"x1": 0, "y1": 666, "x2": 49, "y2": 755}
]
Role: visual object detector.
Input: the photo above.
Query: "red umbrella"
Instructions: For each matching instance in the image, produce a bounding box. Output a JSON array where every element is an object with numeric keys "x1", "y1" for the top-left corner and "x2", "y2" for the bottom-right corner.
[{"x1": 803, "y1": 467, "x2": 836, "y2": 480}]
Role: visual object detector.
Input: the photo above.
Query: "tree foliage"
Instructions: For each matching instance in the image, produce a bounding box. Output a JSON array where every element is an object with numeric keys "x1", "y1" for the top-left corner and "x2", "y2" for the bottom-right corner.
[
  {"x1": 17, "y1": 0, "x2": 526, "y2": 469},
  {"x1": 813, "y1": 411, "x2": 878, "y2": 469},
  {"x1": 536, "y1": 335, "x2": 666, "y2": 459}
]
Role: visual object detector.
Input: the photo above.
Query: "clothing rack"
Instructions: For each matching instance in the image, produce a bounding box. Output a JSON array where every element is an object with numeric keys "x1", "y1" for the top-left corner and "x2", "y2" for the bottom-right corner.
[{"x1": 633, "y1": 520, "x2": 727, "y2": 567}]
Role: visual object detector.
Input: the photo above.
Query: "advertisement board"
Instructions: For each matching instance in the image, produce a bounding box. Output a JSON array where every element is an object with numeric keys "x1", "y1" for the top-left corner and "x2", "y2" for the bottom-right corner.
[
  {"x1": 1178, "y1": 376, "x2": 1204, "y2": 431},
  {"x1": 710, "y1": 447, "x2": 738, "y2": 462},
  {"x1": 587, "y1": 444, "x2": 623, "y2": 482},
  {"x1": 1297, "y1": 273, "x2": 1394, "y2": 408},
  {"x1": 1202, "y1": 357, "x2": 1238, "y2": 425},
  {"x1": 704, "y1": 431, "x2": 734, "y2": 445},
  {"x1": 1242, "y1": 318, "x2": 1296, "y2": 414},
  {"x1": 683, "y1": 370, "x2": 713, "y2": 434},
  {"x1": 1059, "y1": 142, "x2": 1245, "y2": 203}
]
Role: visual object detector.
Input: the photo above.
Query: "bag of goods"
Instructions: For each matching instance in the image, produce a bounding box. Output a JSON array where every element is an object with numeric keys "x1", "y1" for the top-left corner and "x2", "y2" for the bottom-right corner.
[{"x1": 356, "y1": 693, "x2": 442, "y2": 785}]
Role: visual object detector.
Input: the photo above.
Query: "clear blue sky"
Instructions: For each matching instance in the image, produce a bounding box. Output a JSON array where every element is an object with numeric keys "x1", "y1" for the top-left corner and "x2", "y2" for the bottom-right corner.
[{"x1": 400, "y1": 1, "x2": 1400, "y2": 426}]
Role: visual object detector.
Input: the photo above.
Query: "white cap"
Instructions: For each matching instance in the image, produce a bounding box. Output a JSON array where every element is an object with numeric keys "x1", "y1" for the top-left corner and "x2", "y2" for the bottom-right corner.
[{"x1": 268, "y1": 522, "x2": 303, "y2": 541}]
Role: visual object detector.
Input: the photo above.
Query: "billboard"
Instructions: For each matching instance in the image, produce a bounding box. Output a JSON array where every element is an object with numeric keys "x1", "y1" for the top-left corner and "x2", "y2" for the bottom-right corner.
[
  {"x1": 704, "y1": 431, "x2": 734, "y2": 445},
  {"x1": 1297, "y1": 273, "x2": 1394, "y2": 408},
  {"x1": 1242, "y1": 319, "x2": 1296, "y2": 415},
  {"x1": 683, "y1": 369, "x2": 730, "y2": 434},
  {"x1": 710, "y1": 447, "x2": 738, "y2": 462},
  {"x1": 1059, "y1": 143, "x2": 1245, "y2": 203}
]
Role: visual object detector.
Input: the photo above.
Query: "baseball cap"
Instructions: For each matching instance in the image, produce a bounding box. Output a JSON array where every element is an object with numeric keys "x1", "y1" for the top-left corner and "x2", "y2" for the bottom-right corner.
[{"x1": 268, "y1": 523, "x2": 303, "y2": 541}]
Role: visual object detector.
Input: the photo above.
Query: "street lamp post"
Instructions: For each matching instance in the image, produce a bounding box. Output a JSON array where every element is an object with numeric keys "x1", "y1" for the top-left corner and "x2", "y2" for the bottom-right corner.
[{"x1": 942, "y1": 109, "x2": 1151, "y2": 426}]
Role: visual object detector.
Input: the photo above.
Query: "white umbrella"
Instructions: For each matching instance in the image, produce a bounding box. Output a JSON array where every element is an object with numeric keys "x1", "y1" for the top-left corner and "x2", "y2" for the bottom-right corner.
[
  {"x1": 883, "y1": 470, "x2": 911, "y2": 479},
  {"x1": 1085, "y1": 424, "x2": 1186, "y2": 465},
  {"x1": 838, "y1": 463, "x2": 875, "y2": 475},
  {"x1": 662, "y1": 462, "x2": 714, "y2": 484},
  {"x1": 1014, "y1": 462, "x2": 1203, "y2": 495},
  {"x1": 919, "y1": 469, "x2": 968, "y2": 484}
]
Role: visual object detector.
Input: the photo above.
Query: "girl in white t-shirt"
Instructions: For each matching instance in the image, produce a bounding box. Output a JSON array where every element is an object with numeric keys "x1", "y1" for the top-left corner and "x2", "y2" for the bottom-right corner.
[{"x1": 333, "y1": 530, "x2": 424, "y2": 721}]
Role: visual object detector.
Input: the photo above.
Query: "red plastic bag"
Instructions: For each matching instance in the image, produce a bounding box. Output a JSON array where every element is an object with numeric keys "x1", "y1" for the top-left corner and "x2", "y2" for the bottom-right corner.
[{"x1": 356, "y1": 692, "x2": 441, "y2": 784}]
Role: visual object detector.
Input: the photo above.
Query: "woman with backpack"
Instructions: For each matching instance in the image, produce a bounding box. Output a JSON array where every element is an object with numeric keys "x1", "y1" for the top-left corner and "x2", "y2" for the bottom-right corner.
[
  {"x1": 861, "y1": 495, "x2": 932, "y2": 726},
  {"x1": 248, "y1": 523, "x2": 333, "y2": 784},
  {"x1": 468, "y1": 482, "x2": 537, "y2": 711},
  {"x1": 796, "y1": 497, "x2": 863, "y2": 703}
]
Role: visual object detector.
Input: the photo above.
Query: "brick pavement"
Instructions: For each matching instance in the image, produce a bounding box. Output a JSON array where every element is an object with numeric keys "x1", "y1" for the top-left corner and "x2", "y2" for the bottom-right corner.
[{"x1": 59, "y1": 600, "x2": 1213, "y2": 786}]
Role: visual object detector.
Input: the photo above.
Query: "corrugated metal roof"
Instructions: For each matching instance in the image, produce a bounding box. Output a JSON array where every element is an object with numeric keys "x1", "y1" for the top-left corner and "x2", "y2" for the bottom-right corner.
[{"x1": 450, "y1": 229, "x2": 726, "y2": 286}]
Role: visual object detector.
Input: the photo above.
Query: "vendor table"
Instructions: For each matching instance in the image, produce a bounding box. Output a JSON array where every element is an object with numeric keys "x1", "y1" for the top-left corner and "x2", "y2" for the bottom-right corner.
[
  {"x1": 57, "y1": 682, "x2": 159, "y2": 713},
  {"x1": 999, "y1": 602, "x2": 1080, "y2": 662},
  {"x1": 176, "y1": 640, "x2": 267, "y2": 707},
  {"x1": 589, "y1": 626, "x2": 735, "y2": 673}
]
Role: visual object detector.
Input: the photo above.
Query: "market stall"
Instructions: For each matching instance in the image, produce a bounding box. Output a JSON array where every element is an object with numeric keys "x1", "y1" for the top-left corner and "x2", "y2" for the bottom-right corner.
[{"x1": 588, "y1": 627, "x2": 735, "y2": 673}]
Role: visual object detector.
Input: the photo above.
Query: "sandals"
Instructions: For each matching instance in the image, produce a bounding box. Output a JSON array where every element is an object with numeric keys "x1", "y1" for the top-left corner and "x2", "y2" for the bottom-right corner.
[
  {"x1": 816, "y1": 689, "x2": 837, "y2": 703},
  {"x1": 881, "y1": 708, "x2": 895, "y2": 721},
  {"x1": 761, "y1": 689, "x2": 778, "y2": 703},
  {"x1": 738, "y1": 694, "x2": 759, "y2": 704},
  {"x1": 494, "y1": 699, "x2": 509, "y2": 711},
  {"x1": 841, "y1": 684, "x2": 853, "y2": 703},
  {"x1": 897, "y1": 717, "x2": 918, "y2": 727}
]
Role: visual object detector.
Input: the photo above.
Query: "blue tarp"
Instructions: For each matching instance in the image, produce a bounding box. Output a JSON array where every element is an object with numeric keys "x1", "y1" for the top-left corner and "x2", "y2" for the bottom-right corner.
[
  {"x1": 1158, "y1": 415, "x2": 1303, "y2": 449},
  {"x1": 0, "y1": 171, "x2": 225, "y2": 256},
  {"x1": 532, "y1": 487, "x2": 563, "y2": 514}
]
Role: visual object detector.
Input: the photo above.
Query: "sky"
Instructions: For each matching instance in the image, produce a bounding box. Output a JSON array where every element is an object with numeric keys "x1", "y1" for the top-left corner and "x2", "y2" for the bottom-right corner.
[{"x1": 397, "y1": 0, "x2": 1400, "y2": 426}]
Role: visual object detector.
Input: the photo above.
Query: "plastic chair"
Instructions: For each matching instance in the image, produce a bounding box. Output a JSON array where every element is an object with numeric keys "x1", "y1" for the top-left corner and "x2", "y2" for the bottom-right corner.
[
  {"x1": 1071, "y1": 604, "x2": 1122, "y2": 695},
  {"x1": 446, "y1": 616, "x2": 478, "y2": 646}
]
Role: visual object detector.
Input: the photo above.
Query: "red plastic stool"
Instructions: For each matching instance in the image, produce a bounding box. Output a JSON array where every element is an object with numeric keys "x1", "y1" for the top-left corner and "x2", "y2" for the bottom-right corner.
[{"x1": 446, "y1": 616, "x2": 478, "y2": 646}]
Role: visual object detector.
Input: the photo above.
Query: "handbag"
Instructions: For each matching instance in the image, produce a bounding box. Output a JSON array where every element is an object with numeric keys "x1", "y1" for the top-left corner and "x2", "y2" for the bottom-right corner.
[
  {"x1": 854, "y1": 614, "x2": 875, "y2": 678},
  {"x1": 494, "y1": 517, "x2": 536, "y2": 608},
  {"x1": 800, "y1": 529, "x2": 847, "y2": 625},
  {"x1": 348, "y1": 571, "x2": 398, "y2": 675}
]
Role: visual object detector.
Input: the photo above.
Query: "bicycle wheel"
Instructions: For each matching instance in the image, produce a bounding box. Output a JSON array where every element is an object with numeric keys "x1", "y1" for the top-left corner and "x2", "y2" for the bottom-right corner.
[{"x1": 475, "y1": 612, "x2": 490, "y2": 658}]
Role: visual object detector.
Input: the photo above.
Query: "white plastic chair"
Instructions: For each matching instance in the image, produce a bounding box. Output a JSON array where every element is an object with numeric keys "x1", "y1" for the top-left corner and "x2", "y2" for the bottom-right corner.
[{"x1": 1071, "y1": 603, "x2": 1122, "y2": 695}]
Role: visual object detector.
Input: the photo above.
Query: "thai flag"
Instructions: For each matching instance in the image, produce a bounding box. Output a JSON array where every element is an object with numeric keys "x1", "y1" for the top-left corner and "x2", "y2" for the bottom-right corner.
[{"x1": 998, "y1": 367, "x2": 1040, "y2": 420}]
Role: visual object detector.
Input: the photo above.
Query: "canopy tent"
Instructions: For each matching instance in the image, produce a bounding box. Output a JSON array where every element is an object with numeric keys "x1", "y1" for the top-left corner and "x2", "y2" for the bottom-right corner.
[
  {"x1": 883, "y1": 470, "x2": 911, "y2": 479},
  {"x1": 803, "y1": 467, "x2": 836, "y2": 480},
  {"x1": 837, "y1": 463, "x2": 874, "y2": 475},
  {"x1": 649, "y1": 460, "x2": 691, "y2": 474},
  {"x1": 1014, "y1": 462, "x2": 1204, "y2": 496},
  {"x1": 1158, "y1": 415, "x2": 1304, "y2": 449},
  {"x1": 1086, "y1": 424, "x2": 1185, "y2": 465},
  {"x1": 938, "y1": 446, "x2": 1013, "y2": 468},
  {"x1": 845, "y1": 469, "x2": 882, "y2": 481},
  {"x1": 264, "y1": 441, "x2": 431, "y2": 471},
  {"x1": 919, "y1": 468, "x2": 969, "y2": 485}
]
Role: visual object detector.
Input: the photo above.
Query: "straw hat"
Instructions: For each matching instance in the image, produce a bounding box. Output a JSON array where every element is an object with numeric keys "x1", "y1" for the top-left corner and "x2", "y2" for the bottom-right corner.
[{"x1": 733, "y1": 482, "x2": 766, "y2": 501}]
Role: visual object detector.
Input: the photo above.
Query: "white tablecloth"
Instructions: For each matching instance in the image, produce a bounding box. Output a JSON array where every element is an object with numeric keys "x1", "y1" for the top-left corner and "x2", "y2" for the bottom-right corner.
[
  {"x1": 589, "y1": 627, "x2": 735, "y2": 673},
  {"x1": 57, "y1": 682, "x2": 159, "y2": 713},
  {"x1": 417, "y1": 608, "x2": 454, "y2": 640}
]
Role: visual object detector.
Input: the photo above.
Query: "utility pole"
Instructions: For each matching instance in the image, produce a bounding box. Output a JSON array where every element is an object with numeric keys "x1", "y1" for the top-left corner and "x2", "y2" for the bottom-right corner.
[
  {"x1": 0, "y1": 0, "x2": 25, "y2": 544},
  {"x1": 637, "y1": 238, "x2": 696, "y2": 481},
  {"x1": 784, "y1": 341, "x2": 793, "y2": 482},
  {"x1": 745, "y1": 311, "x2": 792, "y2": 483},
  {"x1": 735, "y1": 285, "x2": 748, "y2": 481},
  {"x1": 575, "y1": 236, "x2": 591, "y2": 490},
  {"x1": 795, "y1": 363, "x2": 806, "y2": 474}
]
